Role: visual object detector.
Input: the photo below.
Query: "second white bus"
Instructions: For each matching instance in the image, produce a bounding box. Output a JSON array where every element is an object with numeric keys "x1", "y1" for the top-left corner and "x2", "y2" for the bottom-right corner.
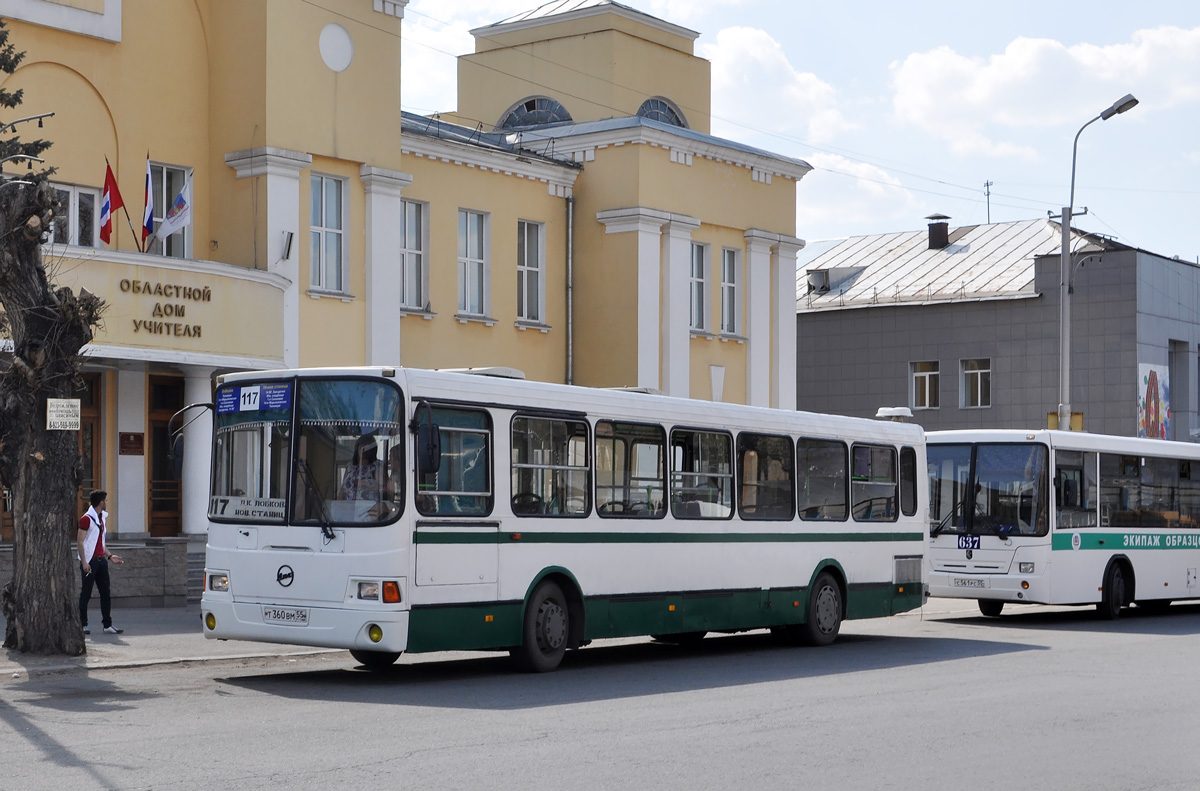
[{"x1": 927, "y1": 429, "x2": 1200, "y2": 618}]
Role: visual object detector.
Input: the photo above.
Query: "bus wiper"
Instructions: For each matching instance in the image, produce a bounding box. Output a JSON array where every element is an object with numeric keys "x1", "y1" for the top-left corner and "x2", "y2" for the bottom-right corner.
[
  {"x1": 972, "y1": 505, "x2": 1014, "y2": 538},
  {"x1": 930, "y1": 497, "x2": 967, "y2": 537},
  {"x1": 297, "y1": 459, "x2": 335, "y2": 541}
]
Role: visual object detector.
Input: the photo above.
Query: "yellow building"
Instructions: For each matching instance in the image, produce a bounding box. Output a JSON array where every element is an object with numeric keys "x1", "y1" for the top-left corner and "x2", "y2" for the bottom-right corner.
[{"x1": 0, "y1": 0, "x2": 807, "y2": 540}]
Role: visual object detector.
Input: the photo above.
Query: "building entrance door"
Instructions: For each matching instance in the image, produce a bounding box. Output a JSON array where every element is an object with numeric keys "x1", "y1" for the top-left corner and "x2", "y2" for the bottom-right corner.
[{"x1": 148, "y1": 376, "x2": 184, "y2": 536}]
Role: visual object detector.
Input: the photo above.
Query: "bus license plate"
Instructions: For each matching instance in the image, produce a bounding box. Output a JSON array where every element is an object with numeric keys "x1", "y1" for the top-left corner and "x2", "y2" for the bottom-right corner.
[
  {"x1": 263, "y1": 606, "x2": 309, "y2": 626},
  {"x1": 957, "y1": 535, "x2": 981, "y2": 550},
  {"x1": 952, "y1": 578, "x2": 988, "y2": 589}
]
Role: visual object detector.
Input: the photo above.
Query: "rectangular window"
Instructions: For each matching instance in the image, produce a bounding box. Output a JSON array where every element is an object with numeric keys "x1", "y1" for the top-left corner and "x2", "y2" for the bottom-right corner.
[
  {"x1": 851, "y1": 444, "x2": 897, "y2": 522},
  {"x1": 670, "y1": 429, "x2": 733, "y2": 519},
  {"x1": 595, "y1": 421, "x2": 665, "y2": 517},
  {"x1": 689, "y1": 242, "x2": 707, "y2": 331},
  {"x1": 720, "y1": 248, "x2": 738, "y2": 335},
  {"x1": 458, "y1": 209, "x2": 488, "y2": 316},
  {"x1": 49, "y1": 183, "x2": 99, "y2": 248},
  {"x1": 912, "y1": 361, "x2": 939, "y2": 409},
  {"x1": 738, "y1": 433, "x2": 794, "y2": 520},
  {"x1": 1056, "y1": 450, "x2": 1098, "y2": 528},
  {"x1": 399, "y1": 199, "x2": 425, "y2": 310},
  {"x1": 962, "y1": 358, "x2": 991, "y2": 408},
  {"x1": 797, "y1": 438, "x2": 847, "y2": 521},
  {"x1": 511, "y1": 416, "x2": 589, "y2": 516},
  {"x1": 147, "y1": 164, "x2": 189, "y2": 259},
  {"x1": 310, "y1": 174, "x2": 346, "y2": 292},
  {"x1": 416, "y1": 407, "x2": 492, "y2": 516},
  {"x1": 517, "y1": 220, "x2": 543, "y2": 323},
  {"x1": 900, "y1": 446, "x2": 918, "y2": 517}
]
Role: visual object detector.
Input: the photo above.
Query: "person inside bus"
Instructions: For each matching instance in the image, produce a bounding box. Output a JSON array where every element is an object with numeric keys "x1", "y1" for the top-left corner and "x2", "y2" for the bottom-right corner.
[{"x1": 341, "y1": 434, "x2": 382, "y2": 502}]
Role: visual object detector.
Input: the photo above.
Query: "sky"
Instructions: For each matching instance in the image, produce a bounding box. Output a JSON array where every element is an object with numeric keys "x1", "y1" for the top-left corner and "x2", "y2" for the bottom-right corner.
[{"x1": 400, "y1": 1, "x2": 1200, "y2": 262}]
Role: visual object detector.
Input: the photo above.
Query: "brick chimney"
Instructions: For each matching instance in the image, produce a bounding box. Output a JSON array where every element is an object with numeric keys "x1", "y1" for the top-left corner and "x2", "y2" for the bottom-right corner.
[{"x1": 926, "y1": 213, "x2": 950, "y2": 250}]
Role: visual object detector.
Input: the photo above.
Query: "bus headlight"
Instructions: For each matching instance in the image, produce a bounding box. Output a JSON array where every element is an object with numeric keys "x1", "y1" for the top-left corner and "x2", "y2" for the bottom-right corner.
[
  {"x1": 357, "y1": 582, "x2": 380, "y2": 601},
  {"x1": 1019, "y1": 563, "x2": 1035, "y2": 574},
  {"x1": 205, "y1": 612, "x2": 217, "y2": 630},
  {"x1": 209, "y1": 574, "x2": 230, "y2": 592},
  {"x1": 368, "y1": 624, "x2": 383, "y2": 643}
]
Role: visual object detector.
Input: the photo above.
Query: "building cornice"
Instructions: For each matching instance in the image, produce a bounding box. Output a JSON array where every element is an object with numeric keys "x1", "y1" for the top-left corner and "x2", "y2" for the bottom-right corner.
[
  {"x1": 373, "y1": 0, "x2": 408, "y2": 19},
  {"x1": 360, "y1": 165, "x2": 414, "y2": 196},
  {"x1": 225, "y1": 147, "x2": 313, "y2": 179},
  {"x1": 472, "y1": 3, "x2": 698, "y2": 44},
  {"x1": 402, "y1": 133, "x2": 580, "y2": 198},
  {"x1": 524, "y1": 124, "x2": 812, "y2": 182},
  {"x1": 597, "y1": 206, "x2": 698, "y2": 235}
]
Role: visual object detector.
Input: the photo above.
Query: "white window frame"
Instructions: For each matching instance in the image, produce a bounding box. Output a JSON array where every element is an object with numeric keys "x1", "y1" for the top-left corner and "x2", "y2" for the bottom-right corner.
[
  {"x1": 147, "y1": 163, "x2": 191, "y2": 259},
  {"x1": 457, "y1": 208, "x2": 490, "y2": 319},
  {"x1": 912, "y1": 361, "x2": 940, "y2": 410},
  {"x1": 516, "y1": 219, "x2": 545, "y2": 324},
  {"x1": 399, "y1": 199, "x2": 427, "y2": 311},
  {"x1": 719, "y1": 247, "x2": 740, "y2": 336},
  {"x1": 310, "y1": 173, "x2": 348, "y2": 294},
  {"x1": 961, "y1": 358, "x2": 992, "y2": 409},
  {"x1": 689, "y1": 242, "x2": 709, "y2": 332},
  {"x1": 48, "y1": 182, "x2": 100, "y2": 248}
]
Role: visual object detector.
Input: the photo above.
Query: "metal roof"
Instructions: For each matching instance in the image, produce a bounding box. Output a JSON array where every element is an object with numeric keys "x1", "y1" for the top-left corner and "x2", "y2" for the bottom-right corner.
[
  {"x1": 795, "y1": 218, "x2": 1121, "y2": 312},
  {"x1": 478, "y1": 0, "x2": 697, "y2": 39}
]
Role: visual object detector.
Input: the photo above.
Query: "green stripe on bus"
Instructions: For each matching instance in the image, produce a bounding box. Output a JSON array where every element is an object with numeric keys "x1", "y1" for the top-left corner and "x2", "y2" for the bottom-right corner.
[
  {"x1": 404, "y1": 583, "x2": 926, "y2": 654},
  {"x1": 1052, "y1": 532, "x2": 1200, "y2": 551},
  {"x1": 414, "y1": 531, "x2": 925, "y2": 545}
]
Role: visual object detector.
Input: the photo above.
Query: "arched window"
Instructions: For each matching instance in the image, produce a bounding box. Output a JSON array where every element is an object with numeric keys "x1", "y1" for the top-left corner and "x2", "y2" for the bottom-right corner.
[
  {"x1": 497, "y1": 96, "x2": 573, "y2": 129},
  {"x1": 636, "y1": 97, "x2": 687, "y2": 128}
]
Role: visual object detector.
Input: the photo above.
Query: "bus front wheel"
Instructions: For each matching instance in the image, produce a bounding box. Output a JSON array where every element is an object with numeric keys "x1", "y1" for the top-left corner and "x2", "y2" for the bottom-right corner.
[
  {"x1": 800, "y1": 572, "x2": 843, "y2": 646},
  {"x1": 1097, "y1": 563, "x2": 1128, "y2": 620},
  {"x1": 978, "y1": 599, "x2": 1004, "y2": 617},
  {"x1": 513, "y1": 580, "x2": 569, "y2": 672},
  {"x1": 350, "y1": 649, "x2": 401, "y2": 670}
]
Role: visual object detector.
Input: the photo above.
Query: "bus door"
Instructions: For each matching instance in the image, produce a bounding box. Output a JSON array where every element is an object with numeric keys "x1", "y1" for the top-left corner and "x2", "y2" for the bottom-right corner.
[{"x1": 412, "y1": 405, "x2": 498, "y2": 589}]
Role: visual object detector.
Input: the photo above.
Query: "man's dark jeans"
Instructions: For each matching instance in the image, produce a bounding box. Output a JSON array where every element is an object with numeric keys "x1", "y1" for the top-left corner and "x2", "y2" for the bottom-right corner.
[{"x1": 79, "y1": 556, "x2": 113, "y2": 629}]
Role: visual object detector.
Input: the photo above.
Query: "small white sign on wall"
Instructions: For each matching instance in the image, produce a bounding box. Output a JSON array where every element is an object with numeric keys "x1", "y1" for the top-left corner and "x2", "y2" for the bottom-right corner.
[{"x1": 46, "y1": 398, "x2": 81, "y2": 431}]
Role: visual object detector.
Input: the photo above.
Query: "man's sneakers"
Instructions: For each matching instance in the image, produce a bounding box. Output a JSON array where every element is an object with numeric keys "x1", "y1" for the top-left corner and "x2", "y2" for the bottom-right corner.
[
  {"x1": 82, "y1": 626, "x2": 90, "y2": 635},
  {"x1": 102, "y1": 625, "x2": 123, "y2": 634}
]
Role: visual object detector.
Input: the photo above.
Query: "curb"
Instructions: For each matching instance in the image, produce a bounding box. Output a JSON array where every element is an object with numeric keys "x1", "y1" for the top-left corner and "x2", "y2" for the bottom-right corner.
[{"x1": 3, "y1": 647, "x2": 343, "y2": 679}]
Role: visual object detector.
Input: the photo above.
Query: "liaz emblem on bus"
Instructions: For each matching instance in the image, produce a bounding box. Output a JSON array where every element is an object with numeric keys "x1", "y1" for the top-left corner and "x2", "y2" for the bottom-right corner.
[{"x1": 958, "y1": 535, "x2": 981, "y2": 550}]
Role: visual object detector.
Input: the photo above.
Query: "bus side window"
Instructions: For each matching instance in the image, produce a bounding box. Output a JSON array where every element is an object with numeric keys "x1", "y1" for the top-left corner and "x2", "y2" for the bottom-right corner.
[{"x1": 1058, "y1": 450, "x2": 1098, "y2": 528}]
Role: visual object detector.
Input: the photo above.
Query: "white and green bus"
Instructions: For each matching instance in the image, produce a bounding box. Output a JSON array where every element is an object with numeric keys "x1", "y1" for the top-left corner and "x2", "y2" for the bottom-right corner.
[
  {"x1": 200, "y1": 366, "x2": 926, "y2": 671},
  {"x1": 928, "y1": 429, "x2": 1200, "y2": 619}
]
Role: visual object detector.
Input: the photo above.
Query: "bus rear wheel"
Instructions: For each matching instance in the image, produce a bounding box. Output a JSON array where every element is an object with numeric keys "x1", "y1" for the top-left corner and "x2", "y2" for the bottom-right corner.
[
  {"x1": 350, "y1": 649, "x2": 401, "y2": 670},
  {"x1": 800, "y1": 572, "x2": 842, "y2": 646},
  {"x1": 513, "y1": 581, "x2": 569, "y2": 672},
  {"x1": 978, "y1": 599, "x2": 1004, "y2": 617},
  {"x1": 1097, "y1": 562, "x2": 1128, "y2": 620}
]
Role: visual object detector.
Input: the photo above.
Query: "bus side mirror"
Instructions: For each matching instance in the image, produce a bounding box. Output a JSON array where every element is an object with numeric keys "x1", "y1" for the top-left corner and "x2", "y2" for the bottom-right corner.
[
  {"x1": 171, "y1": 435, "x2": 185, "y2": 480},
  {"x1": 417, "y1": 423, "x2": 441, "y2": 473}
]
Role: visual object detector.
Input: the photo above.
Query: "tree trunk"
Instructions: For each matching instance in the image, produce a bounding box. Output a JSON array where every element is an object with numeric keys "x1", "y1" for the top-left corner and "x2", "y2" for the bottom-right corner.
[{"x1": 0, "y1": 180, "x2": 103, "y2": 654}]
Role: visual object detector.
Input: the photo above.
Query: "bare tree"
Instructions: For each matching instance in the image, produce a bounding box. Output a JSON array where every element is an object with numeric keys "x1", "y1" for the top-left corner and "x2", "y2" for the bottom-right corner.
[{"x1": 0, "y1": 18, "x2": 104, "y2": 654}]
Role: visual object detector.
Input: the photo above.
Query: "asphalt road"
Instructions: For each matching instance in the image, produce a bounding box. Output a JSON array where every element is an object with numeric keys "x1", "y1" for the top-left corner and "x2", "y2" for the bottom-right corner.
[{"x1": 4, "y1": 598, "x2": 1199, "y2": 791}]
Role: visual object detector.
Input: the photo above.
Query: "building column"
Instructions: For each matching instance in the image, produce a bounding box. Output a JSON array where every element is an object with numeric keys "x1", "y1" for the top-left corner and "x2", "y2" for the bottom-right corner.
[
  {"x1": 361, "y1": 165, "x2": 413, "y2": 365},
  {"x1": 181, "y1": 367, "x2": 215, "y2": 536},
  {"x1": 661, "y1": 215, "x2": 700, "y2": 398},
  {"x1": 771, "y1": 236, "x2": 804, "y2": 410},
  {"x1": 115, "y1": 369, "x2": 147, "y2": 538},
  {"x1": 744, "y1": 230, "x2": 775, "y2": 407},
  {"x1": 225, "y1": 147, "x2": 313, "y2": 369},
  {"x1": 597, "y1": 207, "x2": 671, "y2": 390}
]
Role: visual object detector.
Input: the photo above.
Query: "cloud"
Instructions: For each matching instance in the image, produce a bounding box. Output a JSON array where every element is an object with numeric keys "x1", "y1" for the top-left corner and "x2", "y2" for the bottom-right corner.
[
  {"x1": 890, "y1": 25, "x2": 1200, "y2": 158},
  {"x1": 700, "y1": 27, "x2": 855, "y2": 145},
  {"x1": 796, "y1": 153, "x2": 920, "y2": 233}
]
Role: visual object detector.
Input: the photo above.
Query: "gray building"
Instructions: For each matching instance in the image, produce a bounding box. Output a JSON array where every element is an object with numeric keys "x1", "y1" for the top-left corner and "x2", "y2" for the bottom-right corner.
[{"x1": 795, "y1": 217, "x2": 1200, "y2": 440}]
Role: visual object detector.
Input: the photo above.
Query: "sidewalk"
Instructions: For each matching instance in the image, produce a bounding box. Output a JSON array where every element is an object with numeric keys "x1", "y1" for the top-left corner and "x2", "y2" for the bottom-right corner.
[{"x1": 0, "y1": 604, "x2": 339, "y2": 679}]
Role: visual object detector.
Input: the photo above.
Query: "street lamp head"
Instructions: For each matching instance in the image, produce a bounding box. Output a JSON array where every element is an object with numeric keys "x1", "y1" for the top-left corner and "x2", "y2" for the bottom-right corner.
[{"x1": 1100, "y1": 93, "x2": 1139, "y2": 120}]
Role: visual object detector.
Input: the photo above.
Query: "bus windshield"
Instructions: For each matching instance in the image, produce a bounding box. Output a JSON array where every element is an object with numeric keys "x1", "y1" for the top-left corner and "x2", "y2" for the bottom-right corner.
[
  {"x1": 210, "y1": 378, "x2": 405, "y2": 526},
  {"x1": 928, "y1": 442, "x2": 1049, "y2": 537}
]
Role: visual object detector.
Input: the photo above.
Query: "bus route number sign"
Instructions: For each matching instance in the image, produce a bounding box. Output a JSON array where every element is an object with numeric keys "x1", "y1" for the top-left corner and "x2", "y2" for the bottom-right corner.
[
  {"x1": 957, "y1": 535, "x2": 981, "y2": 550},
  {"x1": 216, "y1": 382, "x2": 292, "y2": 414}
]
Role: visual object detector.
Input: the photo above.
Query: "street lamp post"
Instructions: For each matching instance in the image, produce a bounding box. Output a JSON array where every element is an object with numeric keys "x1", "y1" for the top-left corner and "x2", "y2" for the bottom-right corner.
[{"x1": 1058, "y1": 93, "x2": 1138, "y2": 431}]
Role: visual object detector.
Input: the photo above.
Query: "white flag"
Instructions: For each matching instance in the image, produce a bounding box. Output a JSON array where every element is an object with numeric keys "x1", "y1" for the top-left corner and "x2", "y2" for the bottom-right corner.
[{"x1": 154, "y1": 175, "x2": 193, "y2": 241}]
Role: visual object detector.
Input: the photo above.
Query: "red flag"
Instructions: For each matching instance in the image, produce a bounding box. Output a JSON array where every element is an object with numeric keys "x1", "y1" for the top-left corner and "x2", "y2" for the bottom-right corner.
[{"x1": 99, "y1": 160, "x2": 124, "y2": 245}]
